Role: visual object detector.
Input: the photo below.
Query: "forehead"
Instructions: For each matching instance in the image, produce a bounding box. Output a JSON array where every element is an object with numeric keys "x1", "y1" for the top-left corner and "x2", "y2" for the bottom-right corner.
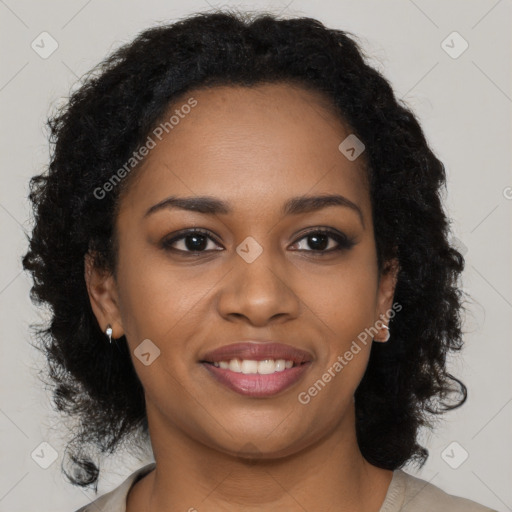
[{"x1": 118, "y1": 83, "x2": 370, "y2": 219}]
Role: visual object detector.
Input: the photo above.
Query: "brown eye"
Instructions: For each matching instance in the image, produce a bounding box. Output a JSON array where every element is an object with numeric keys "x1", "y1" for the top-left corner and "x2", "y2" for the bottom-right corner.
[
  {"x1": 291, "y1": 229, "x2": 356, "y2": 253},
  {"x1": 161, "y1": 229, "x2": 223, "y2": 254}
]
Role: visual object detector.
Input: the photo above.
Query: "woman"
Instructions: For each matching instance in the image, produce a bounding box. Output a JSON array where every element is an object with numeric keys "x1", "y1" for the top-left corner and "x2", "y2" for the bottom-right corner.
[{"x1": 22, "y1": 9, "x2": 497, "y2": 512}]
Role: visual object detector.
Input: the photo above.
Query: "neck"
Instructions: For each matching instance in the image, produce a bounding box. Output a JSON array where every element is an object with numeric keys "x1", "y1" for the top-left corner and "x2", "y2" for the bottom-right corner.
[{"x1": 128, "y1": 400, "x2": 393, "y2": 512}]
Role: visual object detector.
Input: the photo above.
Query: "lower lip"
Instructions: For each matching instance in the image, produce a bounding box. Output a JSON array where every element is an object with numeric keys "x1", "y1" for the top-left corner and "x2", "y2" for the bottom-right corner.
[{"x1": 201, "y1": 362, "x2": 312, "y2": 398}]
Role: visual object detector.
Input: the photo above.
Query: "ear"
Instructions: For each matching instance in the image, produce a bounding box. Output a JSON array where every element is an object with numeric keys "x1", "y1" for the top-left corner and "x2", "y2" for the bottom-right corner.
[
  {"x1": 373, "y1": 258, "x2": 399, "y2": 343},
  {"x1": 84, "y1": 252, "x2": 124, "y2": 340}
]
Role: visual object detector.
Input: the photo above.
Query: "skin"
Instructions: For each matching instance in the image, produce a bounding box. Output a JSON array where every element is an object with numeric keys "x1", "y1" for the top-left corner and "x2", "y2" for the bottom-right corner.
[{"x1": 85, "y1": 83, "x2": 399, "y2": 512}]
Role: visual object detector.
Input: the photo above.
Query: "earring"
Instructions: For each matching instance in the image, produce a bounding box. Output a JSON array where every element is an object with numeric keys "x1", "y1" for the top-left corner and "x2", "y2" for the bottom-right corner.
[
  {"x1": 374, "y1": 324, "x2": 390, "y2": 342},
  {"x1": 105, "y1": 324, "x2": 113, "y2": 344}
]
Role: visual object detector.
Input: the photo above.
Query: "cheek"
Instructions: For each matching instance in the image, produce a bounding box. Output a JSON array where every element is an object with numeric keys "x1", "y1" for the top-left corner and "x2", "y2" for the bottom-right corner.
[
  {"x1": 115, "y1": 245, "x2": 223, "y2": 373},
  {"x1": 115, "y1": 234, "x2": 186, "y2": 324},
  {"x1": 295, "y1": 258, "x2": 378, "y2": 372},
  {"x1": 296, "y1": 269, "x2": 376, "y2": 414},
  {"x1": 301, "y1": 260, "x2": 378, "y2": 327}
]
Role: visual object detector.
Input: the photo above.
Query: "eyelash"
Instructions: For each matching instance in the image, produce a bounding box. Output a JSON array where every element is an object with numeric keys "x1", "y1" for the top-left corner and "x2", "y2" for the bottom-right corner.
[{"x1": 161, "y1": 228, "x2": 356, "y2": 256}]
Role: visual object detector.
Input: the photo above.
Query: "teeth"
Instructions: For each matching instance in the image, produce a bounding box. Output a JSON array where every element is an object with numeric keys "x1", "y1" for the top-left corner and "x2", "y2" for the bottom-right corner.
[
  {"x1": 211, "y1": 359, "x2": 295, "y2": 374},
  {"x1": 229, "y1": 359, "x2": 242, "y2": 372}
]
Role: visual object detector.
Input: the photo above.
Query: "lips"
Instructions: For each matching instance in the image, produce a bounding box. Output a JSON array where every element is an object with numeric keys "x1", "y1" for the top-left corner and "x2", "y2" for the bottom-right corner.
[
  {"x1": 199, "y1": 341, "x2": 314, "y2": 397},
  {"x1": 202, "y1": 362, "x2": 312, "y2": 397},
  {"x1": 200, "y1": 341, "x2": 313, "y2": 365}
]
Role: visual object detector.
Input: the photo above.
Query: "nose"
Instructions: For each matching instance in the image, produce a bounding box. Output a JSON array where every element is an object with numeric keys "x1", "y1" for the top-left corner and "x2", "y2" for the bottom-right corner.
[{"x1": 216, "y1": 250, "x2": 301, "y2": 327}]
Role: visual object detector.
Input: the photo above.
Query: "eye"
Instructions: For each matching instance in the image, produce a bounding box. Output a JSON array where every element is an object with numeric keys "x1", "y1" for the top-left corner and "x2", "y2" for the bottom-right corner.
[
  {"x1": 161, "y1": 229, "x2": 223, "y2": 254},
  {"x1": 290, "y1": 228, "x2": 356, "y2": 254},
  {"x1": 161, "y1": 227, "x2": 356, "y2": 256}
]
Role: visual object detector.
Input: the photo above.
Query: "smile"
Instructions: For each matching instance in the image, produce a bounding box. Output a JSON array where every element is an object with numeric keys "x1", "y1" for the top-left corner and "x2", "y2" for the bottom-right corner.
[{"x1": 201, "y1": 359, "x2": 312, "y2": 397}]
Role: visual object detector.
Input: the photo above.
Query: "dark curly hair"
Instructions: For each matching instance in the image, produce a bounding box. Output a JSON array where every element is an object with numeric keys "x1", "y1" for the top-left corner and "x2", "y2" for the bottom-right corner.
[{"x1": 22, "y1": 9, "x2": 467, "y2": 490}]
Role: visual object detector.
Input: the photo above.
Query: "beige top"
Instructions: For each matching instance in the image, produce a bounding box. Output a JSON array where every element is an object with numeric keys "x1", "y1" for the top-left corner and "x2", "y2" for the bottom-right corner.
[{"x1": 74, "y1": 462, "x2": 498, "y2": 512}]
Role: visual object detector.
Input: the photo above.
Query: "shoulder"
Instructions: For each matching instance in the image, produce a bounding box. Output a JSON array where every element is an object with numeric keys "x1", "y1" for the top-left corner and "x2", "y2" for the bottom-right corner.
[
  {"x1": 73, "y1": 462, "x2": 156, "y2": 512},
  {"x1": 393, "y1": 470, "x2": 498, "y2": 512}
]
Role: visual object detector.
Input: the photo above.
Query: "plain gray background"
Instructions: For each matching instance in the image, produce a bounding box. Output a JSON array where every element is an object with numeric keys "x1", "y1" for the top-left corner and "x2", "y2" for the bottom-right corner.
[{"x1": 0, "y1": 1, "x2": 510, "y2": 511}]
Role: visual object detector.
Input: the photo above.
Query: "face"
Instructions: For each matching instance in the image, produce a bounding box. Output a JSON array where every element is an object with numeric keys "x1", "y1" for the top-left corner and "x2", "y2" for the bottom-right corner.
[{"x1": 86, "y1": 83, "x2": 397, "y2": 458}]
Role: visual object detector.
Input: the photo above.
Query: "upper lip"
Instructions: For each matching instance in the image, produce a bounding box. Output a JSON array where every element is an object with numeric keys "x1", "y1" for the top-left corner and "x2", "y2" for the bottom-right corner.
[{"x1": 200, "y1": 341, "x2": 313, "y2": 364}]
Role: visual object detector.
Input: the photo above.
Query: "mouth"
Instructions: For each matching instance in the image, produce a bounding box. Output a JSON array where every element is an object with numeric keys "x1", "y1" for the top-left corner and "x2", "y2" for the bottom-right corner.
[{"x1": 199, "y1": 341, "x2": 313, "y2": 397}]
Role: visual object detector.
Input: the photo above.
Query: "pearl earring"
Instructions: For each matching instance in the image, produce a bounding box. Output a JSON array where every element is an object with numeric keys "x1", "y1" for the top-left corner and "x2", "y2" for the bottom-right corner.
[
  {"x1": 105, "y1": 324, "x2": 113, "y2": 344},
  {"x1": 380, "y1": 324, "x2": 390, "y2": 342}
]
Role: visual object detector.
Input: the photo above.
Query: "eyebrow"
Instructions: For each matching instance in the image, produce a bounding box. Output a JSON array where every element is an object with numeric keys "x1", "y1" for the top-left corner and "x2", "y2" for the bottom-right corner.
[{"x1": 144, "y1": 193, "x2": 364, "y2": 227}]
